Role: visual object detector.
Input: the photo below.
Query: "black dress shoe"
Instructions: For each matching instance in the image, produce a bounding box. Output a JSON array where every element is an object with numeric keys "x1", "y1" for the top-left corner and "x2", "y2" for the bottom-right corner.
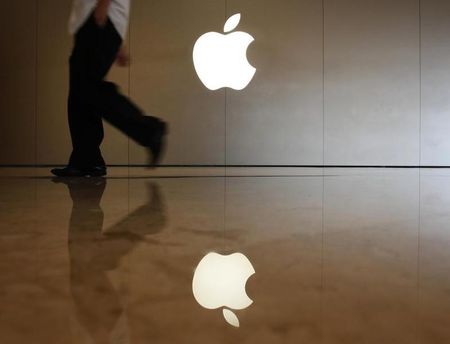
[
  {"x1": 148, "y1": 121, "x2": 168, "y2": 167},
  {"x1": 51, "y1": 166, "x2": 107, "y2": 177}
]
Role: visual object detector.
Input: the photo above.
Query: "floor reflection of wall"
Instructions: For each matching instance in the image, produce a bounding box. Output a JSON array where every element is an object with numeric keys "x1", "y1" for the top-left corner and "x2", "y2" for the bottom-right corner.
[
  {"x1": 1, "y1": 170, "x2": 449, "y2": 343},
  {"x1": 61, "y1": 178, "x2": 166, "y2": 344}
]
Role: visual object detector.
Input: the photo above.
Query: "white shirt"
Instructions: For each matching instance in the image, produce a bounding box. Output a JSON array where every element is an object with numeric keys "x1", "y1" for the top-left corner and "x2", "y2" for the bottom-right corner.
[{"x1": 68, "y1": 0, "x2": 130, "y2": 39}]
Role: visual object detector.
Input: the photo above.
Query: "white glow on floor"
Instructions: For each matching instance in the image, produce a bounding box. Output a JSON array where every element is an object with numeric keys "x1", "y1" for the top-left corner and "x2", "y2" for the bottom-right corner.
[
  {"x1": 192, "y1": 252, "x2": 255, "y2": 326},
  {"x1": 223, "y1": 308, "x2": 240, "y2": 327}
]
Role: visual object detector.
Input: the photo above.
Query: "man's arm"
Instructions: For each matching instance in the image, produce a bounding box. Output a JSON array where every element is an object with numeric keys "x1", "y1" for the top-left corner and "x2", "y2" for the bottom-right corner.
[
  {"x1": 94, "y1": 0, "x2": 130, "y2": 67},
  {"x1": 116, "y1": 44, "x2": 130, "y2": 67},
  {"x1": 94, "y1": 0, "x2": 111, "y2": 27}
]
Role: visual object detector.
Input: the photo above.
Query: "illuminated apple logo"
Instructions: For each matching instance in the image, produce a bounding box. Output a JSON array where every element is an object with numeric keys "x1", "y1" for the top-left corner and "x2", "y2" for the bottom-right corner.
[
  {"x1": 193, "y1": 13, "x2": 256, "y2": 91},
  {"x1": 192, "y1": 252, "x2": 255, "y2": 327}
]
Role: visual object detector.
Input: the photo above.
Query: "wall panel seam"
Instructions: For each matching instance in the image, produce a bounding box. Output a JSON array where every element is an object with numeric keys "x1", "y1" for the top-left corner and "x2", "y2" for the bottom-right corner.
[
  {"x1": 419, "y1": 0, "x2": 422, "y2": 166},
  {"x1": 34, "y1": 0, "x2": 39, "y2": 167},
  {"x1": 322, "y1": 0, "x2": 325, "y2": 166}
]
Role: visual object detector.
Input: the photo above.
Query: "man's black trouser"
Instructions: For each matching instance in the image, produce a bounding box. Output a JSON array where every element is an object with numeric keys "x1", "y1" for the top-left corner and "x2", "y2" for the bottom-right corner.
[{"x1": 68, "y1": 14, "x2": 159, "y2": 168}]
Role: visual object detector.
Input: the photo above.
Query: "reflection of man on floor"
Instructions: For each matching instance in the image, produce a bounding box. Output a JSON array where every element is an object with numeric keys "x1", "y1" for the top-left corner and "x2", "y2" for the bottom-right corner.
[
  {"x1": 58, "y1": 178, "x2": 166, "y2": 343},
  {"x1": 52, "y1": 0, "x2": 167, "y2": 178}
]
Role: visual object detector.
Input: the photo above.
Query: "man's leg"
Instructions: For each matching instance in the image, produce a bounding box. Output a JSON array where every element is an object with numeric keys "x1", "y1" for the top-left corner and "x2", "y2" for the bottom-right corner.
[
  {"x1": 68, "y1": 17, "x2": 107, "y2": 170},
  {"x1": 53, "y1": 15, "x2": 167, "y2": 177},
  {"x1": 70, "y1": 16, "x2": 166, "y2": 165},
  {"x1": 90, "y1": 19, "x2": 167, "y2": 165},
  {"x1": 52, "y1": 17, "x2": 107, "y2": 177},
  {"x1": 68, "y1": 91, "x2": 106, "y2": 170},
  {"x1": 98, "y1": 81, "x2": 164, "y2": 147}
]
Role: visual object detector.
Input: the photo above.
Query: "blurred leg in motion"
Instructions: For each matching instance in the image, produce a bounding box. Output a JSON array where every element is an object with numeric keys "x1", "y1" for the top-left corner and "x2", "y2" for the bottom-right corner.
[{"x1": 52, "y1": 14, "x2": 167, "y2": 178}]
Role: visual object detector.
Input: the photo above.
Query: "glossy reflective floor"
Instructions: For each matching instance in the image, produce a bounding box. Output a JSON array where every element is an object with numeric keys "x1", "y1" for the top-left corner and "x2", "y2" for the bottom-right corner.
[{"x1": 0, "y1": 168, "x2": 449, "y2": 343}]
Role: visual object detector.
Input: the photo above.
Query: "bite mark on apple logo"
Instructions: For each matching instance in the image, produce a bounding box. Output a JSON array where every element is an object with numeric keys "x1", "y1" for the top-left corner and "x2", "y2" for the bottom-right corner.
[
  {"x1": 193, "y1": 13, "x2": 256, "y2": 91},
  {"x1": 192, "y1": 252, "x2": 255, "y2": 327}
]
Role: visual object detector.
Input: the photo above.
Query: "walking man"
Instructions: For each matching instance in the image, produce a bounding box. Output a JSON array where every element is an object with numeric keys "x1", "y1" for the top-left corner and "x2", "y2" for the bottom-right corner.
[{"x1": 52, "y1": 0, "x2": 167, "y2": 177}]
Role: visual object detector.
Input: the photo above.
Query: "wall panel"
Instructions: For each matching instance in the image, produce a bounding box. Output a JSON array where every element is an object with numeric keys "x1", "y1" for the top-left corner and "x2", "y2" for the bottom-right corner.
[
  {"x1": 324, "y1": 0, "x2": 420, "y2": 165},
  {"x1": 421, "y1": 0, "x2": 450, "y2": 165},
  {"x1": 226, "y1": 0, "x2": 324, "y2": 165},
  {"x1": 0, "y1": 1, "x2": 37, "y2": 165},
  {"x1": 36, "y1": 0, "x2": 71, "y2": 165},
  {"x1": 129, "y1": 0, "x2": 225, "y2": 165}
]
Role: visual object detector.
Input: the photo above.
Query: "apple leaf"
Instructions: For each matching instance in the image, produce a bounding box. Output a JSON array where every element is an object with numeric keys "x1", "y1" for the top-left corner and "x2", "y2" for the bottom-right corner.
[
  {"x1": 224, "y1": 13, "x2": 241, "y2": 33},
  {"x1": 223, "y1": 309, "x2": 240, "y2": 328}
]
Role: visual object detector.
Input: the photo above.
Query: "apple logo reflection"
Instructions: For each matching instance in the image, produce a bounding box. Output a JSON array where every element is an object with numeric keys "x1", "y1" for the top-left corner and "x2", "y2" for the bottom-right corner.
[
  {"x1": 192, "y1": 252, "x2": 255, "y2": 328},
  {"x1": 56, "y1": 178, "x2": 166, "y2": 343}
]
